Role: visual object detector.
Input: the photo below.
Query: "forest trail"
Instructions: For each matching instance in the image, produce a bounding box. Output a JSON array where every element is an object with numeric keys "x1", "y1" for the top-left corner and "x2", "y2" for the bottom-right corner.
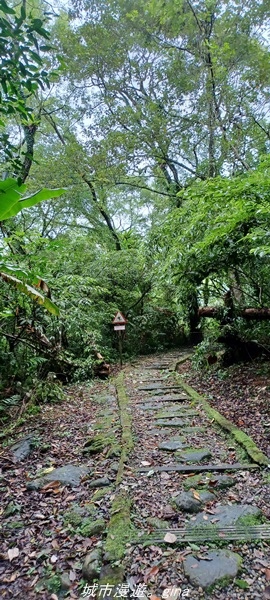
[{"x1": 1, "y1": 351, "x2": 270, "y2": 600}]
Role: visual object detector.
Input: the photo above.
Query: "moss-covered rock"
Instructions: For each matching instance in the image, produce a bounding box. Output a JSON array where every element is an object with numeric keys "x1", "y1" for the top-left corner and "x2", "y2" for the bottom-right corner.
[
  {"x1": 80, "y1": 518, "x2": 106, "y2": 537},
  {"x1": 104, "y1": 492, "x2": 132, "y2": 562},
  {"x1": 82, "y1": 548, "x2": 102, "y2": 582},
  {"x1": 82, "y1": 434, "x2": 114, "y2": 454},
  {"x1": 183, "y1": 473, "x2": 235, "y2": 490}
]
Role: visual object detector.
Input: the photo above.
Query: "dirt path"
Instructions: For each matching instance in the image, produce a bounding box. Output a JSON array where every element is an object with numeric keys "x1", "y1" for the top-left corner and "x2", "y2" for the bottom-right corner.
[{"x1": 1, "y1": 351, "x2": 270, "y2": 599}]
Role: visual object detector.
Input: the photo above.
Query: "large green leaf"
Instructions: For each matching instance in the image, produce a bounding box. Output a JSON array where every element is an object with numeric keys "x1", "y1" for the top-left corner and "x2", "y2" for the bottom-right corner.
[
  {"x1": 0, "y1": 178, "x2": 66, "y2": 220},
  {"x1": 0, "y1": 271, "x2": 59, "y2": 316},
  {"x1": 0, "y1": 179, "x2": 26, "y2": 219}
]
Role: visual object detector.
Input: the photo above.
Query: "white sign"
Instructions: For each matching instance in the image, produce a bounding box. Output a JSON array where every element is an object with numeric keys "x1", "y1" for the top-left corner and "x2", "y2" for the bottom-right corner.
[
  {"x1": 112, "y1": 311, "x2": 127, "y2": 325},
  {"x1": 114, "y1": 325, "x2": 125, "y2": 331}
]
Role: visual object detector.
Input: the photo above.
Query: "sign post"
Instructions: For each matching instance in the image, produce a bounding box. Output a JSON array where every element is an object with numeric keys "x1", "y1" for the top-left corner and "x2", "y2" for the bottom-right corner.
[{"x1": 112, "y1": 311, "x2": 128, "y2": 367}]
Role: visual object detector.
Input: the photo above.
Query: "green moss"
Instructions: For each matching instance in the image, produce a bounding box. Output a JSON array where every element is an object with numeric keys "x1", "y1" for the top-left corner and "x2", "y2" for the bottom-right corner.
[
  {"x1": 38, "y1": 575, "x2": 61, "y2": 594},
  {"x1": 104, "y1": 492, "x2": 132, "y2": 562},
  {"x1": 237, "y1": 513, "x2": 264, "y2": 527},
  {"x1": 64, "y1": 506, "x2": 86, "y2": 526},
  {"x1": 82, "y1": 433, "x2": 114, "y2": 454},
  {"x1": 79, "y1": 518, "x2": 106, "y2": 537},
  {"x1": 114, "y1": 372, "x2": 134, "y2": 484},
  {"x1": 6, "y1": 520, "x2": 24, "y2": 529},
  {"x1": 99, "y1": 565, "x2": 125, "y2": 586},
  {"x1": 90, "y1": 487, "x2": 113, "y2": 501},
  {"x1": 235, "y1": 579, "x2": 249, "y2": 589},
  {"x1": 175, "y1": 378, "x2": 269, "y2": 466}
]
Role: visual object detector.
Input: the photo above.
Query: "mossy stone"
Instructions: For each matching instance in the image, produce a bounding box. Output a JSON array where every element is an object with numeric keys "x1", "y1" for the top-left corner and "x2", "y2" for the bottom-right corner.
[
  {"x1": 184, "y1": 473, "x2": 235, "y2": 490},
  {"x1": 80, "y1": 518, "x2": 106, "y2": 537},
  {"x1": 184, "y1": 550, "x2": 242, "y2": 589},
  {"x1": 176, "y1": 447, "x2": 212, "y2": 462},
  {"x1": 146, "y1": 516, "x2": 170, "y2": 528},
  {"x1": 82, "y1": 548, "x2": 102, "y2": 582},
  {"x1": 83, "y1": 434, "x2": 113, "y2": 455}
]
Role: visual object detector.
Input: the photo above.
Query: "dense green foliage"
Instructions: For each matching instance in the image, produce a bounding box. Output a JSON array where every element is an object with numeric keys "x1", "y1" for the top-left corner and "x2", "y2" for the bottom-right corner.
[{"x1": 1, "y1": 0, "x2": 270, "y2": 417}]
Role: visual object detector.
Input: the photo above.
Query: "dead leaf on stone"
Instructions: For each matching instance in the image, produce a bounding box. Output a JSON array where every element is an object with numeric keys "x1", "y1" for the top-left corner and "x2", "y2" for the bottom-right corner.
[
  {"x1": 8, "y1": 547, "x2": 19, "y2": 561},
  {"x1": 40, "y1": 480, "x2": 60, "y2": 493},
  {"x1": 163, "y1": 533, "x2": 177, "y2": 543},
  {"x1": 192, "y1": 490, "x2": 201, "y2": 500}
]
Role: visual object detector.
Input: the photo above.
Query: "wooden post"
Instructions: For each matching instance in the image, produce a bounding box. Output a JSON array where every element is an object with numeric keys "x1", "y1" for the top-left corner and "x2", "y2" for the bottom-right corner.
[
  {"x1": 112, "y1": 312, "x2": 128, "y2": 369},
  {"x1": 119, "y1": 331, "x2": 123, "y2": 367}
]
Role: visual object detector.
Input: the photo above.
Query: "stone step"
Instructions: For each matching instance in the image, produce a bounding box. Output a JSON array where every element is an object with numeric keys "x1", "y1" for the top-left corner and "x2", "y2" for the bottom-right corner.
[
  {"x1": 138, "y1": 384, "x2": 183, "y2": 391},
  {"x1": 139, "y1": 395, "x2": 189, "y2": 402},
  {"x1": 133, "y1": 524, "x2": 270, "y2": 543},
  {"x1": 138, "y1": 462, "x2": 259, "y2": 473},
  {"x1": 155, "y1": 418, "x2": 187, "y2": 427}
]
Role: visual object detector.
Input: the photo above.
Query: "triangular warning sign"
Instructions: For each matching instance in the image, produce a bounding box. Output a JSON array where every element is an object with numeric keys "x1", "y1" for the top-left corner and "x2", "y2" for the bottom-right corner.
[{"x1": 112, "y1": 311, "x2": 127, "y2": 324}]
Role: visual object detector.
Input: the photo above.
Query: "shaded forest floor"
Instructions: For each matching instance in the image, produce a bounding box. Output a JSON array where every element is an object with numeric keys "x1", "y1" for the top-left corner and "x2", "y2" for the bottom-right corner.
[
  {"x1": 1, "y1": 351, "x2": 270, "y2": 600},
  {"x1": 178, "y1": 359, "x2": 270, "y2": 458}
]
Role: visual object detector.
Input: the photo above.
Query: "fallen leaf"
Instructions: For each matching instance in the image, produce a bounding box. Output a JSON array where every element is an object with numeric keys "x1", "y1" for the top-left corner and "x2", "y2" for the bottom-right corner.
[
  {"x1": 69, "y1": 570, "x2": 76, "y2": 581},
  {"x1": 51, "y1": 540, "x2": 60, "y2": 550},
  {"x1": 265, "y1": 568, "x2": 270, "y2": 581},
  {"x1": 8, "y1": 547, "x2": 19, "y2": 561},
  {"x1": 163, "y1": 533, "x2": 177, "y2": 543},
  {"x1": 33, "y1": 512, "x2": 46, "y2": 519},
  {"x1": 192, "y1": 490, "x2": 201, "y2": 500},
  {"x1": 144, "y1": 565, "x2": 160, "y2": 583},
  {"x1": 51, "y1": 555, "x2": 58, "y2": 564},
  {"x1": 42, "y1": 467, "x2": 55, "y2": 474},
  {"x1": 263, "y1": 586, "x2": 270, "y2": 599},
  {"x1": 160, "y1": 472, "x2": 170, "y2": 480},
  {"x1": 30, "y1": 575, "x2": 39, "y2": 588},
  {"x1": 2, "y1": 572, "x2": 19, "y2": 582},
  {"x1": 40, "y1": 480, "x2": 60, "y2": 493},
  {"x1": 141, "y1": 461, "x2": 151, "y2": 466}
]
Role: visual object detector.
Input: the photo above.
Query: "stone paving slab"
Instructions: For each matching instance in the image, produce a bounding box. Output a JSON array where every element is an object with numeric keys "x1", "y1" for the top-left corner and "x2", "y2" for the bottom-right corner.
[
  {"x1": 138, "y1": 394, "x2": 189, "y2": 402},
  {"x1": 155, "y1": 418, "x2": 187, "y2": 427},
  {"x1": 183, "y1": 550, "x2": 242, "y2": 589},
  {"x1": 138, "y1": 462, "x2": 258, "y2": 473},
  {"x1": 138, "y1": 384, "x2": 184, "y2": 392},
  {"x1": 188, "y1": 504, "x2": 261, "y2": 528},
  {"x1": 175, "y1": 447, "x2": 212, "y2": 462},
  {"x1": 158, "y1": 440, "x2": 187, "y2": 451}
]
